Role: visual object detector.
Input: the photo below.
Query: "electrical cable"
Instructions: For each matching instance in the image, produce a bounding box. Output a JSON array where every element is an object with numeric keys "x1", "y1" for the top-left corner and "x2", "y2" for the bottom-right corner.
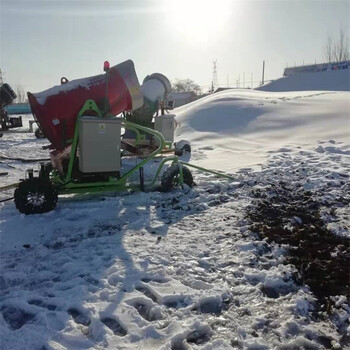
[{"x1": 0, "y1": 196, "x2": 14, "y2": 203}]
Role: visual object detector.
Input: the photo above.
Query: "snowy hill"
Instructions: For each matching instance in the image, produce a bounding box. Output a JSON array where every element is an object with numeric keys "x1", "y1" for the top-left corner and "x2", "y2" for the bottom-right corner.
[
  {"x1": 257, "y1": 69, "x2": 350, "y2": 92},
  {"x1": 0, "y1": 87, "x2": 349, "y2": 349},
  {"x1": 175, "y1": 89, "x2": 350, "y2": 171}
]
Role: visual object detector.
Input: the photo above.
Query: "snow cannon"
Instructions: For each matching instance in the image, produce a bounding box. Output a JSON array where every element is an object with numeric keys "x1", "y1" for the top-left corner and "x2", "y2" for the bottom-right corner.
[
  {"x1": 0, "y1": 83, "x2": 23, "y2": 136},
  {"x1": 1, "y1": 83, "x2": 17, "y2": 108},
  {"x1": 27, "y1": 60, "x2": 143, "y2": 150},
  {"x1": 10, "y1": 59, "x2": 237, "y2": 216}
]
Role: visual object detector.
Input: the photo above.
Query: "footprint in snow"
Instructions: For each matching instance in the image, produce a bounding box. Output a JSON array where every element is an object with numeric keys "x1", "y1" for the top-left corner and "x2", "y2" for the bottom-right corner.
[
  {"x1": 192, "y1": 296, "x2": 230, "y2": 315},
  {"x1": 1, "y1": 306, "x2": 35, "y2": 330},
  {"x1": 101, "y1": 317, "x2": 127, "y2": 336},
  {"x1": 130, "y1": 301, "x2": 163, "y2": 322},
  {"x1": 135, "y1": 284, "x2": 187, "y2": 309},
  {"x1": 163, "y1": 298, "x2": 187, "y2": 309},
  {"x1": 67, "y1": 308, "x2": 91, "y2": 326},
  {"x1": 28, "y1": 299, "x2": 57, "y2": 311},
  {"x1": 171, "y1": 327, "x2": 212, "y2": 350},
  {"x1": 135, "y1": 286, "x2": 158, "y2": 303},
  {"x1": 141, "y1": 277, "x2": 167, "y2": 284}
]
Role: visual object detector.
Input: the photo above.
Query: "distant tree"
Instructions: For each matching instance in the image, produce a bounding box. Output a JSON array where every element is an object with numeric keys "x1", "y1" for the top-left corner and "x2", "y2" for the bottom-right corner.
[
  {"x1": 172, "y1": 79, "x2": 202, "y2": 95},
  {"x1": 15, "y1": 85, "x2": 27, "y2": 103},
  {"x1": 334, "y1": 28, "x2": 349, "y2": 61},
  {"x1": 323, "y1": 29, "x2": 349, "y2": 63},
  {"x1": 323, "y1": 35, "x2": 334, "y2": 63}
]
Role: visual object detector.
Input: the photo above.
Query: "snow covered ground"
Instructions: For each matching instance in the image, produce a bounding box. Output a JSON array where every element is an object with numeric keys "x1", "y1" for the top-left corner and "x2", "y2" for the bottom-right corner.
[{"x1": 0, "y1": 72, "x2": 349, "y2": 349}]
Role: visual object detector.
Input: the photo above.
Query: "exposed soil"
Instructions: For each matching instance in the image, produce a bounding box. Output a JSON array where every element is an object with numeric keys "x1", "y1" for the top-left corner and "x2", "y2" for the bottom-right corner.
[{"x1": 247, "y1": 179, "x2": 350, "y2": 323}]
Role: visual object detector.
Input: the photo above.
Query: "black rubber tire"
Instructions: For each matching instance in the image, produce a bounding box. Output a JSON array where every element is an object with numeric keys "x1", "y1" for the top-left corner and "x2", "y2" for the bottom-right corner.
[
  {"x1": 182, "y1": 144, "x2": 191, "y2": 153},
  {"x1": 35, "y1": 128, "x2": 45, "y2": 139},
  {"x1": 14, "y1": 178, "x2": 58, "y2": 214},
  {"x1": 174, "y1": 149, "x2": 183, "y2": 156},
  {"x1": 174, "y1": 142, "x2": 191, "y2": 156},
  {"x1": 161, "y1": 165, "x2": 193, "y2": 192}
]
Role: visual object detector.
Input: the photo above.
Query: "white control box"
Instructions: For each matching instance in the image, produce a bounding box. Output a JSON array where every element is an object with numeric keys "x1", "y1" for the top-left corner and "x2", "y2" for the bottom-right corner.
[
  {"x1": 79, "y1": 116, "x2": 121, "y2": 173},
  {"x1": 154, "y1": 114, "x2": 176, "y2": 143}
]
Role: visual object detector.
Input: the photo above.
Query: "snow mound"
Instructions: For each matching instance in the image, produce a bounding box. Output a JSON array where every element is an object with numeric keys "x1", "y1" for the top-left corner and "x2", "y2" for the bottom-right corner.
[
  {"x1": 174, "y1": 89, "x2": 350, "y2": 171},
  {"x1": 257, "y1": 69, "x2": 350, "y2": 92}
]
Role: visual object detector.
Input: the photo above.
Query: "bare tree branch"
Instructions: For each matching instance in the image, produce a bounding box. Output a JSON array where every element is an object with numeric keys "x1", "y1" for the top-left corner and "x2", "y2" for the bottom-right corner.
[
  {"x1": 323, "y1": 35, "x2": 334, "y2": 63},
  {"x1": 336, "y1": 28, "x2": 350, "y2": 61},
  {"x1": 325, "y1": 29, "x2": 350, "y2": 63},
  {"x1": 15, "y1": 85, "x2": 26, "y2": 103}
]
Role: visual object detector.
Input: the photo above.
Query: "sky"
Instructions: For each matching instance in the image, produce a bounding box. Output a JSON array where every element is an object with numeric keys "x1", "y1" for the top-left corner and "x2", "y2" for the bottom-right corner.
[{"x1": 0, "y1": 0, "x2": 349, "y2": 94}]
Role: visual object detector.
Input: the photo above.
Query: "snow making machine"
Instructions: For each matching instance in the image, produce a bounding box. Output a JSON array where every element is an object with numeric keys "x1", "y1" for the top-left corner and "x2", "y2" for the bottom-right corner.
[
  {"x1": 13, "y1": 60, "x2": 195, "y2": 214},
  {"x1": 0, "y1": 83, "x2": 23, "y2": 137}
]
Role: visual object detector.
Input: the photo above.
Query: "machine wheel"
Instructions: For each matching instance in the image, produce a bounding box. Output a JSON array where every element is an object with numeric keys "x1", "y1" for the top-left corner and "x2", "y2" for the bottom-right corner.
[
  {"x1": 35, "y1": 128, "x2": 45, "y2": 139},
  {"x1": 161, "y1": 164, "x2": 193, "y2": 192},
  {"x1": 182, "y1": 144, "x2": 191, "y2": 152},
  {"x1": 175, "y1": 140, "x2": 191, "y2": 156},
  {"x1": 14, "y1": 178, "x2": 58, "y2": 214}
]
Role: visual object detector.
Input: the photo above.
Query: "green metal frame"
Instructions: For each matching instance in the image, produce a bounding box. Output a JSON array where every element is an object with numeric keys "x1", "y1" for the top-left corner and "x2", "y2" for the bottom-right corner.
[
  {"x1": 48, "y1": 99, "x2": 236, "y2": 196},
  {"x1": 50, "y1": 99, "x2": 179, "y2": 194},
  {"x1": 179, "y1": 162, "x2": 236, "y2": 181}
]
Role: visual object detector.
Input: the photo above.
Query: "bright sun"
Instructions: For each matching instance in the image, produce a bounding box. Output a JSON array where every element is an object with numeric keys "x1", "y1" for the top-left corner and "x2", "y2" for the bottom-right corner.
[{"x1": 166, "y1": 0, "x2": 232, "y2": 43}]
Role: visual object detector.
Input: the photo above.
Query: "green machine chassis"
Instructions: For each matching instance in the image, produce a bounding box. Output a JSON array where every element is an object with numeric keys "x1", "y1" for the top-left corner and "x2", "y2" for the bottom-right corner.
[{"x1": 49, "y1": 99, "x2": 178, "y2": 194}]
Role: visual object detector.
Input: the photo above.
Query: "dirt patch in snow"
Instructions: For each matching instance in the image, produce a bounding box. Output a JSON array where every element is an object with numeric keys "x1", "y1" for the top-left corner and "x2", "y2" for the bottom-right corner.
[{"x1": 247, "y1": 178, "x2": 350, "y2": 340}]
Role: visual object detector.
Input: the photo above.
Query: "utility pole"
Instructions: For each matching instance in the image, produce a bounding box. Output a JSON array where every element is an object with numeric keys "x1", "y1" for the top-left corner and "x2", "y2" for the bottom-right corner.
[
  {"x1": 212, "y1": 60, "x2": 219, "y2": 91},
  {"x1": 261, "y1": 60, "x2": 265, "y2": 85}
]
